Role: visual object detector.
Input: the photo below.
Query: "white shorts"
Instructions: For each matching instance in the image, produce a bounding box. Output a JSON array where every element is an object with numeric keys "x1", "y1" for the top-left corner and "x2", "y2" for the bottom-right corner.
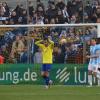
[
  {"x1": 88, "y1": 64, "x2": 98, "y2": 72},
  {"x1": 97, "y1": 71, "x2": 100, "y2": 79},
  {"x1": 98, "y1": 63, "x2": 100, "y2": 68}
]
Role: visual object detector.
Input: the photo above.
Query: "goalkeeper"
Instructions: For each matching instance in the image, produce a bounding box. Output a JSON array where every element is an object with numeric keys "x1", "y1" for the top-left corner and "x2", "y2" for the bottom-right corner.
[{"x1": 35, "y1": 36, "x2": 54, "y2": 89}]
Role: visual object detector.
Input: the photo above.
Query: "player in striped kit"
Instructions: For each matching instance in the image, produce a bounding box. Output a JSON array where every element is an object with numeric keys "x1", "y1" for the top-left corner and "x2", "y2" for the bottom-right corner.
[
  {"x1": 95, "y1": 48, "x2": 100, "y2": 86},
  {"x1": 87, "y1": 38, "x2": 100, "y2": 86}
]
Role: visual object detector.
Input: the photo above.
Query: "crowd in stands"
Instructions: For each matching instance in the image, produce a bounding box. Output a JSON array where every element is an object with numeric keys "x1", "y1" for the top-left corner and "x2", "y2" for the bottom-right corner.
[
  {"x1": 0, "y1": 0, "x2": 99, "y2": 64},
  {"x1": 0, "y1": 0, "x2": 100, "y2": 24},
  {"x1": 0, "y1": 26, "x2": 97, "y2": 64}
]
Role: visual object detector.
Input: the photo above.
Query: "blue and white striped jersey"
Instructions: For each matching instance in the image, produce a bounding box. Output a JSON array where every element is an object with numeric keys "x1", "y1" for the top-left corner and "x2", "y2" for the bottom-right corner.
[
  {"x1": 89, "y1": 44, "x2": 100, "y2": 65},
  {"x1": 96, "y1": 44, "x2": 100, "y2": 64}
]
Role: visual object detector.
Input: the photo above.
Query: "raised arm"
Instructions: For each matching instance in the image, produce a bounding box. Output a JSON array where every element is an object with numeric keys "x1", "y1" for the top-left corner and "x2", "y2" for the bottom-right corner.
[
  {"x1": 35, "y1": 40, "x2": 43, "y2": 47},
  {"x1": 48, "y1": 38, "x2": 54, "y2": 48}
]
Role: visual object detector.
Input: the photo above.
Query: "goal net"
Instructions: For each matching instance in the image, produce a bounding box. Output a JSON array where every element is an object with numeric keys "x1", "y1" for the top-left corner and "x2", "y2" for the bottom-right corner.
[{"x1": 0, "y1": 24, "x2": 100, "y2": 64}]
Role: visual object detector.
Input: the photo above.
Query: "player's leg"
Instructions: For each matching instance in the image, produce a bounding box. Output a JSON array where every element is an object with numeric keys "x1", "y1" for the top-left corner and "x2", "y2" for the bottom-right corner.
[
  {"x1": 41, "y1": 71, "x2": 49, "y2": 89},
  {"x1": 44, "y1": 64, "x2": 52, "y2": 87},
  {"x1": 88, "y1": 64, "x2": 93, "y2": 86},
  {"x1": 46, "y1": 64, "x2": 53, "y2": 87},
  {"x1": 41, "y1": 64, "x2": 47, "y2": 86},
  {"x1": 92, "y1": 65, "x2": 100, "y2": 86},
  {"x1": 93, "y1": 71, "x2": 97, "y2": 85},
  {"x1": 41, "y1": 64, "x2": 51, "y2": 88},
  {"x1": 96, "y1": 65, "x2": 100, "y2": 86}
]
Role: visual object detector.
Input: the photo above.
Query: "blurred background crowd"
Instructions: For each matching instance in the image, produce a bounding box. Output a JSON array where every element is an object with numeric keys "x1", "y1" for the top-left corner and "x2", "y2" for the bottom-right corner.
[
  {"x1": 0, "y1": 0, "x2": 99, "y2": 64},
  {"x1": 0, "y1": 0, "x2": 100, "y2": 24},
  {"x1": 0, "y1": 26, "x2": 98, "y2": 64}
]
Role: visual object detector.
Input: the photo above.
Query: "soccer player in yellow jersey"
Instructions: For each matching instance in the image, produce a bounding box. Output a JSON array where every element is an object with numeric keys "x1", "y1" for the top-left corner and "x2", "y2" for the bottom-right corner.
[{"x1": 35, "y1": 36, "x2": 54, "y2": 89}]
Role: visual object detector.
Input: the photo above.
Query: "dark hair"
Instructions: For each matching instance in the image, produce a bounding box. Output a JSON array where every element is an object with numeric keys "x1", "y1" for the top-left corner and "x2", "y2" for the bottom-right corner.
[
  {"x1": 37, "y1": 0, "x2": 40, "y2": 2},
  {"x1": 43, "y1": 37, "x2": 48, "y2": 41},
  {"x1": 91, "y1": 38, "x2": 97, "y2": 41},
  {"x1": 97, "y1": 38, "x2": 100, "y2": 44}
]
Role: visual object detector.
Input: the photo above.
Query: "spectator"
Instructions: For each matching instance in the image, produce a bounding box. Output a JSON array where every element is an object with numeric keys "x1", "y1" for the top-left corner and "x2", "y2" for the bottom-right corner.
[
  {"x1": 18, "y1": 9, "x2": 27, "y2": 24},
  {"x1": 0, "y1": 0, "x2": 100, "y2": 24},
  {"x1": 70, "y1": 15, "x2": 77, "y2": 23},
  {"x1": 84, "y1": 12, "x2": 91, "y2": 23},
  {"x1": 36, "y1": 15, "x2": 44, "y2": 24},
  {"x1": 28, "y1": 1, "x2": 34, "y2": 17},
  {"x1": 1, "y1": 45, "x2": 9, "y2": 63},
  {"x1": 84, "y1": 1, "x2": 92, "y2": 18},
  {"x1": 14, "y1": 4, "x2": 24, "y2": 17},
  {"x1": 64, "y1": 46, "x2": 71, "y2": 63},
  {"x1": 62, "y1": 6, "x2": 69, "y2": 23},
  {"x1": 83, "y1": 29, "x2": 92, "y2": 42},
  {"x1": 0, "y1": 51, "x2": 4, "y2": 64},
  {"x1": 56, "y1": 0, "x2": 65, "y2": 10},
  {"x1": 10, "y1": 11, "x2": 18, "y2": 24},
  {"x1": 46, "y1": 1, "x2": 57, "y2": 21},
  {"x1": 56, "y1": 9, "x2": 65, "y2": 24},
  {"x1": 34, "y1": 48, "x2": 42, "y2": 63},
  {"x1": 3, "y1": 2, "x2": 10, "y2": 17},
  {"x1": 36, "y1": 0, "x2": 44, "y2": 11},
  {"x1": 20, "y1": 47, "x2": 28, "y2": 63},
  {"x1": 10, "y1": 35, "x2": 25, "y2": 63},
  {"x1": 0, "y1": 2, "x2": 5, "y2": 17},
  {"x1": 36, "y1": 4, "x2": 45, "y2": 17},
  {"x1": 53, "y1": 47, "x2": 65, "y2": 63}
]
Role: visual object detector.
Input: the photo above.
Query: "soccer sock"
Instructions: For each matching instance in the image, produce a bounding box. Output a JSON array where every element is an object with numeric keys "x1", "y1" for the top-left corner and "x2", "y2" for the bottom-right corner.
[
  {"x1": 88, "y1": 75, "x2": 92, "y2": 85},
  {"x1": 45, "y1": 76, "x2": 50, "y2": 85},
  {"x1": 42, "y1": 76, "x2": 50, "y2": 85},
  {"x1": 96, "y1": 71, "x2": 100, "y2": 86},
  {"x1": 98, "y1": 79, "x2": 100, "y2": 86},
  {"x1": 93, "y1": 77, "x2": 96, "y2": 84}
]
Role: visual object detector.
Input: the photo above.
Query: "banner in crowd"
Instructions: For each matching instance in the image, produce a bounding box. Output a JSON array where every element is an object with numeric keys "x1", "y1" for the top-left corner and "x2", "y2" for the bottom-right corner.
[{"x1": 0, "y1": 64, "x2": 88, "y2": 85}]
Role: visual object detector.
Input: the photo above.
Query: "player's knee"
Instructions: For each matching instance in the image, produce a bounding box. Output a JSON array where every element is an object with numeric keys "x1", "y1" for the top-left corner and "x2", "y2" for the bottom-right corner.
[
  {"x1": 41, "y1": 71, "x2": 49, "y2": 77},
  {"x1": 44, "y1": 72, "x2": 49, "y2": 77},
  {"x1": 41, "y1": 73, "x2": 45, "y2": 78},
  {"x1": 93, "y1": 72, "x2": 97, "y2": 77}
]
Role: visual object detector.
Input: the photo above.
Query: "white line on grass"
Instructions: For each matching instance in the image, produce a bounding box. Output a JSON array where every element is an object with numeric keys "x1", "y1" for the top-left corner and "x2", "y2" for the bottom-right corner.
[{"x1": 0, "y1": 93, "x2": 100, "y2": 96}]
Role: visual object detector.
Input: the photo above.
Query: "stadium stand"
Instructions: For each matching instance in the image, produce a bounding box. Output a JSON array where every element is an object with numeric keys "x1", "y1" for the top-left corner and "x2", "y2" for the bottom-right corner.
[{"x1": 0, "y1": 0, "x2": 100, "y2": 24}]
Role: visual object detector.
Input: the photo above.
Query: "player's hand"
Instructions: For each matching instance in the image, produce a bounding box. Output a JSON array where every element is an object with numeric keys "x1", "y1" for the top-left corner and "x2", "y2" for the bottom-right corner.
[{"x1": 48, "y1": 36, "x2": 52, "y2": 40}]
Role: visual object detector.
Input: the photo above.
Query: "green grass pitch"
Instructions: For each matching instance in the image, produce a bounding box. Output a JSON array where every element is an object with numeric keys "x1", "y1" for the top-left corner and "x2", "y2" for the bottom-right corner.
[{"x1": 0, "y1": 85, "x2": 100, "y2": 100}]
